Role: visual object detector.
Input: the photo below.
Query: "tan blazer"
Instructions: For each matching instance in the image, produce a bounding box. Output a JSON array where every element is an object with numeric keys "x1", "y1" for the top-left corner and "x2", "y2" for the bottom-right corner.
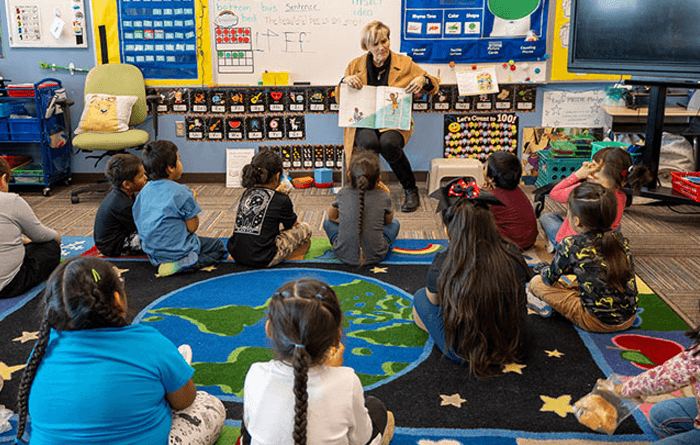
[{"x1": 335, "y1": 51, "x2": 440, "y2": 165}]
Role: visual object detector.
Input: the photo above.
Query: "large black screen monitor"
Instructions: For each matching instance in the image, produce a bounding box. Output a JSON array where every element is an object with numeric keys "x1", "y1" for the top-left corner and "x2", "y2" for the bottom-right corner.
[{"x1": 568, "y1": 0, "x2": 700, "y2": 79}]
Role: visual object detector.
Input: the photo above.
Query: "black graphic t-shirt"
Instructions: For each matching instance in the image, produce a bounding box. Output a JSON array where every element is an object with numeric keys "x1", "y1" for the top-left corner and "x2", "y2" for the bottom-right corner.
[{"x1": 227, "y1": 187, "x2": 297, "y2": 266}]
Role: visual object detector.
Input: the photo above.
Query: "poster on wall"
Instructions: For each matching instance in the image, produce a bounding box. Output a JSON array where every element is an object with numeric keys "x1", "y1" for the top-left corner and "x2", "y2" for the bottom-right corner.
[
  {"x1": 400, "y1": 0, "x2": 549, "y2": 64},
  {"x1": 549, "y1": 0, "x2": 625, "y2": 81},
  {"x1": 541, "y1": 90, "x2": 606, "y2": 127},
  {"x1": 444, "y1": 113, "x2": 518, "y2": 161}
]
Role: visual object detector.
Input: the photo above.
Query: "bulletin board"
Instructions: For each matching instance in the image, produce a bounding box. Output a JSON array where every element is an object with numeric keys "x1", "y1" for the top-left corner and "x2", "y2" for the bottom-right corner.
[
  {"x1": 5, "y1": 0, "x2": 87, "y2": 47},
  {"x1": 209, "y1": 0, "x2": 402, "y2": 86}
]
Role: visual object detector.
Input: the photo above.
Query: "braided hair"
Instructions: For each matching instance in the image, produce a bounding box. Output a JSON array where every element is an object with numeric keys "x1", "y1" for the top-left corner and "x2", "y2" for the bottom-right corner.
[
  {"x1": 266, "y1": 279, "x2": 343, "y2": 445},
  {"x1": 241, "y1": 148, "x2": 283, "y2": 188},
  {"x1": 349, "y1": 149, "x2": 381, "y2": 266},
  {"x1": 568, "y1": 182, "x2": 632, "y2": 293},
  {"x1": 15, "y1": 258, "x2": 128, "y2": 442},
  {"x1": 592, "y1": 146, "x2": 653, "y2": 191}
]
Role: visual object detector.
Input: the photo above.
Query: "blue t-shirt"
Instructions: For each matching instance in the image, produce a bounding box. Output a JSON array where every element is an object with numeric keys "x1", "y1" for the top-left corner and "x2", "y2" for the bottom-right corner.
[
  {"x1": 28, "y1": 324, "x2": 194, "y2": 445},
  {"x1": 133, "y1": 179, "x2": 201, "y2": 265}
]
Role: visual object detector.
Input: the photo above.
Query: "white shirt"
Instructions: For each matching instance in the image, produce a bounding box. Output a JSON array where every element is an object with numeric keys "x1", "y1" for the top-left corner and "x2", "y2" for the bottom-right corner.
[
  {"x1": 0, "y1": 192, "x2": 58, "y2": 290},
  {"x1": 243, "y1": 360, "x2": 373, "y2": 445}
]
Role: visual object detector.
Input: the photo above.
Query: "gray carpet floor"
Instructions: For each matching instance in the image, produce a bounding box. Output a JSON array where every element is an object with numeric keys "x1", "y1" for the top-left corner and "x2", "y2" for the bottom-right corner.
[{"x1": 18, "y1": 180, "x2": 700, "y2": 328}]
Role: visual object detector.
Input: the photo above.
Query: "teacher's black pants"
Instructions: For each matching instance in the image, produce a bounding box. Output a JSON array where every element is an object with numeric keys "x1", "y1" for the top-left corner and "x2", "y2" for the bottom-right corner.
[{"x1": 354, "y1": 128, "x2": 417, "y2": 191}]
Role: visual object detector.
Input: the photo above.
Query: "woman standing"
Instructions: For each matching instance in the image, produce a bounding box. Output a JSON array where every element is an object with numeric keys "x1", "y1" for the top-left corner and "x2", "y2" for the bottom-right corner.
[{"x1": 337, "y1": 20, "x2": 440, "y2": 213}]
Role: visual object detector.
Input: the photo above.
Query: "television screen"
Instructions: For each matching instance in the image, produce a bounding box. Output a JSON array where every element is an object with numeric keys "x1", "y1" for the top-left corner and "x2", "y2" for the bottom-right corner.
[{"x1": 568, "y1": 0, "x2": 700, "y2": 79}]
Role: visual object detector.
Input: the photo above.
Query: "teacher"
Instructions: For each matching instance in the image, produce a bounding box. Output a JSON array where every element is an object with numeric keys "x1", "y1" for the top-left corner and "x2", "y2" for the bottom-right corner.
[{"x1": 338, "y1": 20, "x2": 440, "y2": 212}]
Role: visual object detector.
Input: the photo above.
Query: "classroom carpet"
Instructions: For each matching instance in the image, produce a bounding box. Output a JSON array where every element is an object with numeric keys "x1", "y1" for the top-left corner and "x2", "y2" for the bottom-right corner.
[{"x1": 0, "y1": 239, "x2": 692, "y2": 444}]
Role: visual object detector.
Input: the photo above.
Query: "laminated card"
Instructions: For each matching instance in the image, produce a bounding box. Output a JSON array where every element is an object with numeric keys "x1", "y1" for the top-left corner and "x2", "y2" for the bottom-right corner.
[{"x1": 338, "y1": 84, "x2": 412, "y2": 131}]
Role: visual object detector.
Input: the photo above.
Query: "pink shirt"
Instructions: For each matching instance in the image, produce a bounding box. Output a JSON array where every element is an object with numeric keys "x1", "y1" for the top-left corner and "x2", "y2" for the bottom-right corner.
[
  {"x1": 549, "y1": 173, "x2": 625, "y2": 243},
  {"x1": 620, "y1": 345, "x2": 700, "y2": 429}
]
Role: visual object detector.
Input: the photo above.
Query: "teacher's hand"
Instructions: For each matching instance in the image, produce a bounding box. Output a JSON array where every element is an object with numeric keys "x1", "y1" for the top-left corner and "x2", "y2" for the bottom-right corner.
[
  {"x1": 345, "y1": 75, "x2": 363, "y2": 89},
  {"x1": 405, "y1": 75, "x2": 426, "y2": 94}
]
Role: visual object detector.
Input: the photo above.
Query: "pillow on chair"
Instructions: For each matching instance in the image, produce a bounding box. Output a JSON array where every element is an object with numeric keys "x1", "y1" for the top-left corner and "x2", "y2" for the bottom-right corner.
[{"x1": 75, "y1": 94, "x2": 138, "y2": 134}]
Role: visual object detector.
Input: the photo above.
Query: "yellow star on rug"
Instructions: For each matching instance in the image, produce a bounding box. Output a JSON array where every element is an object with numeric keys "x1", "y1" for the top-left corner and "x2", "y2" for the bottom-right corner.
[
  {"x1": 540, "y1": 394, "x2": 574, "y2": 418},
  {"x1": 527, "y1": 307, "x2": 537, "y2": 315},
  {"x1": 0, "y1": 362, "x2": 26, "y2": 381},
  {"x1": 13, "y1": 331, "x2": 39, "y2": 343},
  {"x1": 545, "y1": 349, "x2": 564, "y2": 358},
  {"x1": 200, "y1": 265, "x2": 216, "y2": 272},
  {"x1": 502, "y1": 363, "x2": 526, "y2": 374},
  {"x1": 440, "y1": 393, "x2": 466, "y2": 408},
  {"x1": 116, "y1": 268, "x2": 129, "y2": 277},
  {"x1": 370, "y1": 267, "x2": 387, "y2": 274}
]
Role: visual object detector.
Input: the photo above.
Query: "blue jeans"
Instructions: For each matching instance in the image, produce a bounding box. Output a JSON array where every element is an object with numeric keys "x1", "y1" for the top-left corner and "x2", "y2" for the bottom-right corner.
[
  {"x1": 648, "y1": 397, "x2": 700, "y2": 444},
  {"x1": 412, "y1": 287, "x2": 464, "y2": 363},
  {"x1": 197, "y1": 236, "x2": 229, "y2": 268},
  {"x1": 322, "y1": 217, "x2": 401, "y2": 246},
  {"x1": 539, "y1": 212, "x2": 564, "y2": 248}
]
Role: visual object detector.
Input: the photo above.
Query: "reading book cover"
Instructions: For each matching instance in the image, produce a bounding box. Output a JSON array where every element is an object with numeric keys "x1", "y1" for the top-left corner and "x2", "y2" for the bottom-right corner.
[{"x1": 338, "y1": 84, "x2": 412, "y2": 131}]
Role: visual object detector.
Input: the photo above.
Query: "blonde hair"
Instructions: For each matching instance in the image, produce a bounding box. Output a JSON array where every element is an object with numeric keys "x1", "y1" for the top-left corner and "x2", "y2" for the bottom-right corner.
[{"x1": 361, "y1": 21, "x2": 390, "y2": 51}]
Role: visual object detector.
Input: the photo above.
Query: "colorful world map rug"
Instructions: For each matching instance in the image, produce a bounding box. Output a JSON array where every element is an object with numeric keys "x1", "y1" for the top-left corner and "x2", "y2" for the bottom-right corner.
[{"x1": 0, "y1": 260, "x2": 687, "y2": 444}]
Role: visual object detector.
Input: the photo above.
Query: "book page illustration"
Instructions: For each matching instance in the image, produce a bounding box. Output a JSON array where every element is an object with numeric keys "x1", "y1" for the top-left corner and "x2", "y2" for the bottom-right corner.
[{"x1": 338, "y1": 84, "x2": 412, "y2": 130}]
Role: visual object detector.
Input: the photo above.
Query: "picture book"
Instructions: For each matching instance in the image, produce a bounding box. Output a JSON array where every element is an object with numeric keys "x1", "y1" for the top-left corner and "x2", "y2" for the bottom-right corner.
[{"x1": 338, "y1": 84, "x2": 412, "y2": 131}]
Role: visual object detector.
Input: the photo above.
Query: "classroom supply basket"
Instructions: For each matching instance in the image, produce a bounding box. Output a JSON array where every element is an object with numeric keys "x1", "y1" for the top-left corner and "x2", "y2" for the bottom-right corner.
[
  {"x1": 535, "y1": 149, "x2": 588, "y2": 188},
  {"x1": 671, "y1": 172, "x2": 700, "y2": 202},
  {"x1": 0, "y1": 119, "x2": 9, "y2": 141},
  {"x1": 550, "y1": 140, "x2": 592, "y2": 158}
]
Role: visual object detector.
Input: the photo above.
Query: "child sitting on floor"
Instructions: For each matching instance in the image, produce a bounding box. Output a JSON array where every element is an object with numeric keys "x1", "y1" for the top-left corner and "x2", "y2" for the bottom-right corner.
[
  {"x1": 227, "y1": 149, "x2": 311, "y2": 267},
  {"x1": 323, "y1": 149, "x2": 400, "y2": 266},
  {"x1": 0, "y1": 156, "x2": 61, "y2": 299},
  {"x1": 413, "y1": 178, "x2": 532, "y2": 376},
  {"x1": 539, "y1": 146, "x2": 652, "y2": 251},
  {"x1": 528, "y1": 182, "x2": 638, "y2": 332},
  {"x1": 14, "y1": 257, "x2": 226, "y2": 444},
  {"x1": 241, "y1": 278, "x2": 394, "y2": 445},
  {"x1": 483, "y1": 150, "x2": 538, "y2": 250},
  {"x1": 93, "y1": 153, "x2": 147, "y2": 257},
  {"x1": 133, "y1": 140, "x2": 228, "y2": 276}
]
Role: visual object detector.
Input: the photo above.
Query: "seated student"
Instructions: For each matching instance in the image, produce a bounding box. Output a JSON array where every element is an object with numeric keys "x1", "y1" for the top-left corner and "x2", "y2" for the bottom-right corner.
[
  {"x1": 242, "y1": 278, "x2": 394, "y2": 445},
  {"x1": 227, "y1": 149, "x2": 311, "y2": 267},
  {"x1": 93, "y1": 153, "x2": 147, "y2": 257},
  {"x1": 323, "y1": 149, "x2": 400, "y2": 266},
  {"x1": 0, "y1": 157, "x2": 61, "y2": 299},
  {"x1": 483, "y1": 150, "x2": 538, "y2": 250},
  {"x1": 412, "y1": 178, "x2": 532, "y2": 377},
  {"x1": 528, "y1": 182, "x2": 638, "y2": 332},
  {"x1": 15, "y1": 257, "x2": 226, "y2": 445},
  {"x1": 133, "y1": 140, "x2": 228, "y2": 276}
]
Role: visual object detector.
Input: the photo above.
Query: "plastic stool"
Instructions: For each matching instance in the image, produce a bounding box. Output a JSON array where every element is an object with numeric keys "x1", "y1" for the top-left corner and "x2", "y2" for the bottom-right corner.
[{"x1": 426, "y1": 158, "x2": 485, "y2": 195}]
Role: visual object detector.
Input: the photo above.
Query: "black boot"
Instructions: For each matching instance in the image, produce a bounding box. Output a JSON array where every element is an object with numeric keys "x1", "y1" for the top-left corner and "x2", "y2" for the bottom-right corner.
[{"x1": 401, "y1": 188, "x2": 420, "y2": 212}]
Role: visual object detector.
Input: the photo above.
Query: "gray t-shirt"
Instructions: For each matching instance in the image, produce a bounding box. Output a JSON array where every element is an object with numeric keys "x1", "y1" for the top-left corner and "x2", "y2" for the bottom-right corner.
[
  {"x1": 332, "y1": 187, "x2": 393, "y2": 266},
  {"x1": 0, "y1": 192, "x2": 58, "y2": 290}
]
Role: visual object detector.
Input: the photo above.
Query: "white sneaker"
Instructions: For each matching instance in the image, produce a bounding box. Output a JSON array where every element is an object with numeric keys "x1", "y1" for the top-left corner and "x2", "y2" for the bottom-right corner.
[
  {"x1": 527, "y1": 290, "x2": 553, "y2": 318},
  {"x1": 545, "y1": 237, "x2": 555, "y2": 254}
]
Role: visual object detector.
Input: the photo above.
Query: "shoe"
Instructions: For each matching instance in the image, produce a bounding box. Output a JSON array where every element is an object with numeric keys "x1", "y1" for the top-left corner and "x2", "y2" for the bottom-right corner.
[
  {"x1": 380, "y1": 411, "x2": 395, "y2": 445},
  {"x1": 157, "y1": 251, "x2": 198, "y2": 277},
  {"x1": 401, "y1": 188, "x2": 420, "y2": 213},
  {"x1": 545, "y1": 237, "x2": 555, "y2": 254},
  {"x1": 527, "y1": 289, "x2": 553, "y2": 318}
]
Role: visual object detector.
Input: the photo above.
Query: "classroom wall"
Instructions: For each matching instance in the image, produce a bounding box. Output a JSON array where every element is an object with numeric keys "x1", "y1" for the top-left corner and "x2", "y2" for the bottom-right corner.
[{"x1": 0, "y1": 1, "x2": 612, "y2": 175}]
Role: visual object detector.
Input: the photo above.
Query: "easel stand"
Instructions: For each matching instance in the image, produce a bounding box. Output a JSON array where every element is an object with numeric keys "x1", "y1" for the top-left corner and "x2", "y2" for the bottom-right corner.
[{"x1": 625, "y1": 79, "x2": 700, "y2": 205}]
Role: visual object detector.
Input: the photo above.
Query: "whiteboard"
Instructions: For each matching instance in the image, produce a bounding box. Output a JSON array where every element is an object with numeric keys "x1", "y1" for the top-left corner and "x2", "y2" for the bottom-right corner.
[
  {"x1": 209, "y1": 0, "x2": 401, "y2": 86},
  {"x1": 5, "y1": 0, "x2": 87, "y2": 47}
]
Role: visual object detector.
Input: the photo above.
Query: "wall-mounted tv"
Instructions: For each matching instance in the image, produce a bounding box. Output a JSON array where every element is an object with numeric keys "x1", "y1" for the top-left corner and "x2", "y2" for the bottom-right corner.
[{"x1": 568, "y1": 0, "x2": 700, "y2": 79}]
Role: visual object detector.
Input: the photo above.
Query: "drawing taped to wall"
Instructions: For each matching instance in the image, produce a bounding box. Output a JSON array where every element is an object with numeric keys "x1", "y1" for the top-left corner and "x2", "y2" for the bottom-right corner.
[
  {"x1": 214, "y1": 11, "x2": 254, "y2": 74},
  {"x1": 5, "y1": 0, "x2": 87, "y2": 48}
]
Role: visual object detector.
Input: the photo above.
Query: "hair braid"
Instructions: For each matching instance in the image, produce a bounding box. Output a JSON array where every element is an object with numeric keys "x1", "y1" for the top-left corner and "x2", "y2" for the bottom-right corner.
[
  {"x1": 92, "y1": 298, "x2": 128, "y2": 328},
  {"x1": 357, "y1": 176, "x2": 368, "y2": 266},
  {"x1": 292, "y1": 346, "x2": 310, "y2": 445},
  {"x1": 15, "y1": 316, "x2": 51, "y2": 442}
]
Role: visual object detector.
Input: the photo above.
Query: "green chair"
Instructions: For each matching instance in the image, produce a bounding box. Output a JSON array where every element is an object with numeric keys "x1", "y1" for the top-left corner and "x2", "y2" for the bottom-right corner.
[{"x1": 70, "y1": 63, "x2": 158, "y2": 204}]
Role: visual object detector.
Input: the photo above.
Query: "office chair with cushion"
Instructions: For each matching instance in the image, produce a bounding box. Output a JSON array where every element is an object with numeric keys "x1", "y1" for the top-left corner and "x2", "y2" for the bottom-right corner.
[{"x1": 70, "y1": 63, "x2": 158, "y2": 204}]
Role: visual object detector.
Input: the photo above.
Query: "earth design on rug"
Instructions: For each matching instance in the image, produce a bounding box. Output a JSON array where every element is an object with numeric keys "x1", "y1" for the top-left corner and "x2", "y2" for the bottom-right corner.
[{"x1": 134, "y1": 268, "x2": 431, "y2": 402}]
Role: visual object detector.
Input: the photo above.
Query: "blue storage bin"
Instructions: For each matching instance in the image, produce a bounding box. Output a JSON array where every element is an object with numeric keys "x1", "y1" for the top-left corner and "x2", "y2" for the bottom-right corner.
[
  {"x1": 9, "y1": 117, "x2": 41, "y2": 141},
  {"x1": 0, "y1": 102, "x2": 25, "y2": 118},
  {"x1": 0, "y1": 119, "x2": 9, "y2": 141}
]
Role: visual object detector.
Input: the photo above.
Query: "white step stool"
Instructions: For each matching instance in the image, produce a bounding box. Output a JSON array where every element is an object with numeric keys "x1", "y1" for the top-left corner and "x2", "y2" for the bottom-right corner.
[{"x1": 426, "y1": 158, "x2": 485, "y2": 196}]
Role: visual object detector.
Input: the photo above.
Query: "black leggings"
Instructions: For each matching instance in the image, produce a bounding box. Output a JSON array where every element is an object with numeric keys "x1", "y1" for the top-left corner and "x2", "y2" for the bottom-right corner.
[
  {"x1": 354, "y1": 128, "x2": 417, "y2": 191},
  {"x1": 0, "y1": 240, "x2": 60, "y2": 299}
]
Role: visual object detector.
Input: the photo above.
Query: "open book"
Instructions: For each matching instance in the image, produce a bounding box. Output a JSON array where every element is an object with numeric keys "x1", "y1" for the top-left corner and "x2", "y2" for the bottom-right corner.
[{"x1": 338, "y1": 84, "x2": 412, "y2": 131}]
